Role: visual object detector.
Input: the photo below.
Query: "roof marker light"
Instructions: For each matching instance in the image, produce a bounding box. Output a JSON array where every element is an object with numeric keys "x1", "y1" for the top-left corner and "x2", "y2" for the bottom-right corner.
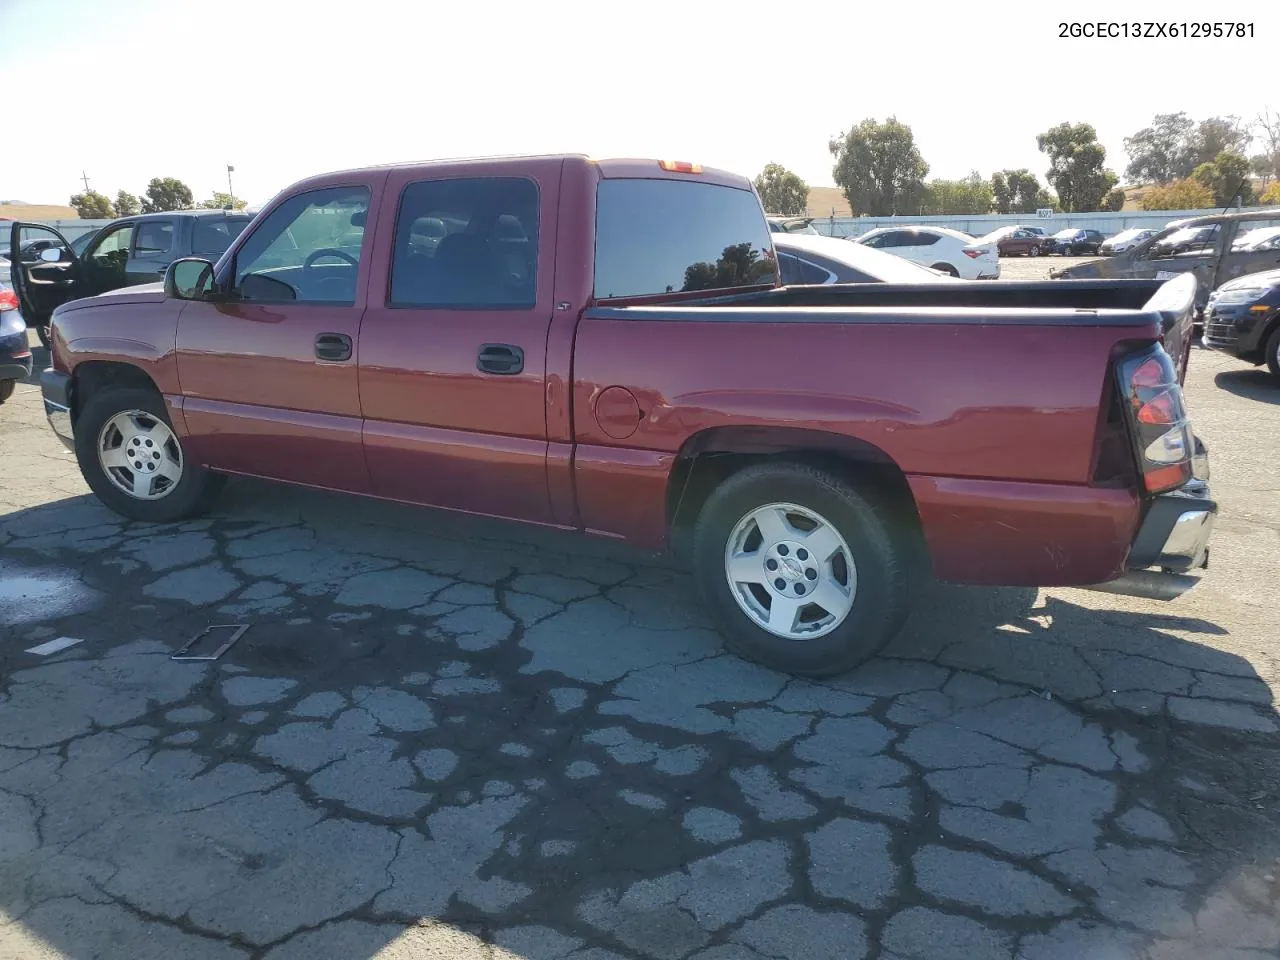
[{"x1": 658, "y1": 160, "x2": 703, "y2": 174}]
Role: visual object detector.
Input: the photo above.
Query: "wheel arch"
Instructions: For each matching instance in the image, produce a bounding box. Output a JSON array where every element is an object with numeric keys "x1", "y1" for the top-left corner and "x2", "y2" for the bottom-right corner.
[
  {"x1": 666, "y1": 425, "x2": 924, "y2": 560},
  {"x1": 70, "y1": 360, "x2": 162, "y2": 423}
]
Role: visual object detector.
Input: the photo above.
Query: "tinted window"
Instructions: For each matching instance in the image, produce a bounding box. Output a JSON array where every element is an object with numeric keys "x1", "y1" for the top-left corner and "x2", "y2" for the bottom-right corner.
[
  {"x1": 778, "y1": 253, "x2": 830, "y2": 285},
  {"x1": 89, "y1": 224, "x2": 134, "y2": 266},
  {"x1": 908, "y1": 232, "x2": 940, "y2": 247},
  {"x1": 594, "y1": 179, "x2": 776, "y2": 299},
  {"x1": 390, "y1": 177, "x2": 538, "y2": 308},
  {"x1": 192, "y1": 216, "x2": 251, "y2": 257},
  {"x1": 134, "y1": 221, "x2": 174, "y2": 255},
  {"x1": 234, "y1": 186, "x2": 370, "y2": 304}
]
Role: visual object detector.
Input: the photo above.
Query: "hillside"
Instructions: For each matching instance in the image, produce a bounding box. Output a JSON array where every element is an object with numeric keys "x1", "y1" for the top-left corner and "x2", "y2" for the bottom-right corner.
[
  {"x1": 0, "y1": 202, "x2": 80, "y2": 221},
  {"x1": 804, "y1": 186, "x2": 852, "y2": 219}
]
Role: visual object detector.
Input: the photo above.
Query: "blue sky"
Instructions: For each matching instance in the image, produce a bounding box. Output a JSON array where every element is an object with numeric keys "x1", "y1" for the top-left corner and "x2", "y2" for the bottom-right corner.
[{"x1": 2, "y1": 0, "x2": 1277, "y2": 207}]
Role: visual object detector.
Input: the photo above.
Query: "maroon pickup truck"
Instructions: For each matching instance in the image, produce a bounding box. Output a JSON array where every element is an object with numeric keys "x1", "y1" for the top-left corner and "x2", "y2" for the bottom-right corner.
[{"x1": 33, "y1": 155, "x2": 1216, "y2": 676}]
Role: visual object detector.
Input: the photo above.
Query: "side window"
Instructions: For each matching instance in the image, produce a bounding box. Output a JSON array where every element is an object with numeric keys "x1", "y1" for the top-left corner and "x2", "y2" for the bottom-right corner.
[
  {"x1": 390, "y1": 177, "x2": 538, "y2": 308},
  {"x1": 134, "y1": 221, "x2": 174, "y2": 256},
  {"x1": 794, "y1": 257, "x2": 832, "y2": 284},
  {"x1": 778, "y1": 253, "x2": 805, "y2": 285},
  {"x1": 234, "y1": 186, "x2": 370, "y2": 304},
  {"x1": 87, "y1": 224, "x2": 134, "y2": 271},
  {"x1": 911, "y1": 233, "x2": 940, "y2": 247},
  {"x1": 860, "y1": 233, "x2": 887, "y2": 248},
  {"x1": 192, "y1": 217, "x2": 251, "y2": 258}
]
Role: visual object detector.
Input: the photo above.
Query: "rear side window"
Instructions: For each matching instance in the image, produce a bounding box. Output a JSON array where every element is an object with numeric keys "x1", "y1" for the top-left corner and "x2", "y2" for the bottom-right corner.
[
  {"x1": 594, "y1": 179, "x2": 776, "y2": 299},
  {"x1": 134, "y1": 221, "x2": 174, "y2": 255},
  {"x1": 193, "y1": 217, "x2": 251, "y2": 258},
  {"x1": 778, "y1": 253, "x2": 832, "y2": 285},
  {"x1": 391, "y1": 177, "x2": 538, "y2": 308},
  {"x1": 909, "y1": 232, "x2": 940, "y2": 247}
]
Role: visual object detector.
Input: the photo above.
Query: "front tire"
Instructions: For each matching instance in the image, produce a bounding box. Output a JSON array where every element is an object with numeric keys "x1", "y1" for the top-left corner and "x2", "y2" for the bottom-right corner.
[
  {"x1": 692, "y1": 462, "x2": 915, "y2": 677},
  {"x1": 74, "y1": 386, "x2": 224, "y2": 522},
  {"x1": 1266, "y1": 324, "x2": 1280, "y2": 379}
]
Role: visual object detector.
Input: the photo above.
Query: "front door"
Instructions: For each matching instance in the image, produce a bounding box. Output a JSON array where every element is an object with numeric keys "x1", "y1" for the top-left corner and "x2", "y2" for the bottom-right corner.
[
  {"x1": 357, "y1": 161, "x2": 559, "y2": 524},
  {"x1": 7, "y1": 222, "x2": 81, "y2": 323},
  {"x1": 176, "y1": 180, "x2": 384, "y2": 492}
]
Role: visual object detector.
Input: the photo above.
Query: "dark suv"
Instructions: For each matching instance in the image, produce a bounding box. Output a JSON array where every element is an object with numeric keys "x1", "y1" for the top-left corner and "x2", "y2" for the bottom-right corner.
[
  {"x1": 1048, "y1": 228, "x2": 1106, "y2": 256},
  {"x1": 9, "y1": 210, "x2": 252, "y2": 347}
]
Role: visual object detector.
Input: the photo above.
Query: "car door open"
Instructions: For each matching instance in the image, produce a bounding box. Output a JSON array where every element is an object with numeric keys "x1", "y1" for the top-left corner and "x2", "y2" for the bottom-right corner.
[{"x1": 7, "y1": 222, "x2": 82, "y2": 343}]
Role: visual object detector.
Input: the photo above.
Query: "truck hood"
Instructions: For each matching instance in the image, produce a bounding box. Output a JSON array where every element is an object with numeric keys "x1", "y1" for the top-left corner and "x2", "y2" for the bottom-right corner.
[{"x1": 53, "y1": 281, "x2": 167, "y2": 316}]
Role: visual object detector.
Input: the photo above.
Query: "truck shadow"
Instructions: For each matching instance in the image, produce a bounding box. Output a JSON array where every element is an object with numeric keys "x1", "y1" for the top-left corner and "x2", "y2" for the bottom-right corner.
[
  {"x1": 1214, "y1": 368, "x2": 1280, "y2": 405},
  {"x1": 2, "y1": 485, "x2": 1278, "y2": 959}
]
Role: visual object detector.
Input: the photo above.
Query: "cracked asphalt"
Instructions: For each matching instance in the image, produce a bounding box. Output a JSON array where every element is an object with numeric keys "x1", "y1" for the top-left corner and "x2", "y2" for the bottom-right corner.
[{"x1": 2, "y1": 331, "x2": 1279, "y2": 960}]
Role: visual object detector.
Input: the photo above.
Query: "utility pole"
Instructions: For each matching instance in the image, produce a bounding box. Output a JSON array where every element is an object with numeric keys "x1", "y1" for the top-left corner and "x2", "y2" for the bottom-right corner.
[
  {"x1": 226, "y1": 164, "x2": 235, "y2": 208},
  {"x1": 80, "y1": 171, "x2": 91, "y2": 192}
]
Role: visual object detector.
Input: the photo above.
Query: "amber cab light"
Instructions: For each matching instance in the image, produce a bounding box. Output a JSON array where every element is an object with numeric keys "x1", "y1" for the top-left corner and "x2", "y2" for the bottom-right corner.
[{"x1": 658, "y1": 160, "x2": 703, "y2": 174}]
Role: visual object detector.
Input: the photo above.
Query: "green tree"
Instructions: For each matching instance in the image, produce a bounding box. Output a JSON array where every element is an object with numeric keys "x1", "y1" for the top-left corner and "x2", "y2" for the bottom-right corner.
[
  {"x1": 922, "y1": 171, "x2": 992, "y2": 215},
  {"x1": 1190, "y1": 117, "x2": 1251, "y2": 169},
  {"x1": 991, "y1": 168, "x2": 1044, "y2": 213},
  {"x1": 141, "y1": 177, "x2": 194, "y2": 213},
  {"x1": 1034, "y1": 188, "x2": 1060, "y2": 212},
  {"x1": 1123, "y1": 112, "x2": 1195, "y2": 184},
  {"x1": 68, "y1": 190, "x2": 115, "y2": 219},
  {"x1": 1036, "y1": 122, "x2": 1119, "y2": 212},
  {"x1": 1261, "y1": 181, "x2": 1280, "y2": 205},
  {"x1": 753, "y1": 163, "x2": 809, "y2": 216},
  {"x1": 199, "y1": 191, "x2": 248, "y2": 211},
  {"x1": 1251, "y1": 154, "x2": 1275, "y2": 188},
  {"x1": 1101, "y1": 187, "x2": 1126, "y2": 212},
  {"x1": 829, "y1": 117, "x2": 929, "y2": 216},
  {"x1": 681, "y1": 243, "x2": 773, "y2": 293},
  {"x1": 1140, "y1": 178, "x2": 1215, "y2": 211},
  {"x1": 1192, "y1": 151, "x2": 1254, "y2": 206},
  {"x1": 114, "y1": 190, "x2": 141, "y2": 216}
]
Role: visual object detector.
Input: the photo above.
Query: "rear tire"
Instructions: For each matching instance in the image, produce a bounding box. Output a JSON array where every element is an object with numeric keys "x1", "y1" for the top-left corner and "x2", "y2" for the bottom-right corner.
[
  {"x1": 692, "y1": 462, "x2": 915, "y2": 677},
  {"x1": 74, "y1": 386, "x2": 224, "y2": 522},
  {"x1": 1266, "y1": 324, "x2": 1280, "y2": 379},
  {"x1": 1029, "y1": 244, "x2": 1041, "y2": 257},
  {"x1": 930, "y1": 263, "x2": 959, "y2": 277},
  {"x1": 0, "y1": 380, "x2": 13, "y2": 404}
]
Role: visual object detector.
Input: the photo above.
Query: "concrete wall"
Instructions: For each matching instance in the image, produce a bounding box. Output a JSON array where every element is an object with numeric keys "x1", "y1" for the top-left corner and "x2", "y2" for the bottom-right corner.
[{"x1": 807, "y1": 208, "x2": 1253, "y2": 239}]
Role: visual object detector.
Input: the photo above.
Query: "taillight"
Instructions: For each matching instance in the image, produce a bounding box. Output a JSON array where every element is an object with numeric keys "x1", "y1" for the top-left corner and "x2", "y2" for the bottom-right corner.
[
  {"x1": 1116, "y1": 347, "x2": 1194, "y2": 494},
  {"x1": 0, "y1": 288, "x2": 17, "y2": 311},
  {"x1": 962, "y1": 249, "x2": 982, "y2": 258}
]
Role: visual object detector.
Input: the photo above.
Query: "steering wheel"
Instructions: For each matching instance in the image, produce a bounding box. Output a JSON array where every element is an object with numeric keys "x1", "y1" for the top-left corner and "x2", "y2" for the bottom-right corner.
[{"x1": 302, "y1": 248, "x2": 359, "y2": 272}]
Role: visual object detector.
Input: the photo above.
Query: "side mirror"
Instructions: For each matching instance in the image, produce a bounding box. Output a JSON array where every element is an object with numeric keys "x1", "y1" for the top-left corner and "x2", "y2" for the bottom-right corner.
[
  {"x1": 165, "y1": 258, "x2": 215, "y2": 300},
  {"x1": 40, "y1": 247, "x2": 63, "y2": 263}
]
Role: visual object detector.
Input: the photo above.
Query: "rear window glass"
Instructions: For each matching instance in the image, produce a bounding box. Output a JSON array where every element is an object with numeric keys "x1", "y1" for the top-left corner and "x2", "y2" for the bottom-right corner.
[
  {"x1": 193, "y1": 217, "x2": 251, "y2": 257},
  {"x1": 594, "y1": 179, "x2": 776, "y2": 299}
]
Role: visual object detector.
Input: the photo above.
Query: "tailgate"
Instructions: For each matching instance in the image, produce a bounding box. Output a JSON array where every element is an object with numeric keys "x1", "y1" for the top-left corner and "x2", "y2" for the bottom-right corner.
[{"x1": 1140, "y1": 273, "x2": 1197, "y2": 384}]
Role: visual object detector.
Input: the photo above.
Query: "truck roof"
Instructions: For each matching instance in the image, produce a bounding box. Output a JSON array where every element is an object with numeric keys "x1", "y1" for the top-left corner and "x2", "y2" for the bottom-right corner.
[
  {"x1": 284, "y1": 154, "x2": 755, "y2": 194},
  {"x1": 1174, "y1": 206, "x2": 1280, "y2": 228}
]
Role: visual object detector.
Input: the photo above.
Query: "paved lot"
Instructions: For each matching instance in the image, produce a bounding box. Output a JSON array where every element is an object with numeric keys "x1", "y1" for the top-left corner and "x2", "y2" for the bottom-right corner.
[{"x1": 2, "y1": 326, "x2": 1279, "y2": 960}]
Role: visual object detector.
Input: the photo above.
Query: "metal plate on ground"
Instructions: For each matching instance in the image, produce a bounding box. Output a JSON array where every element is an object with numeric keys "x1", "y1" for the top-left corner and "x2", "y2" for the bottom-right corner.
[{"x1": 171, "y1": 624, "x2": 250, "y2": 662}]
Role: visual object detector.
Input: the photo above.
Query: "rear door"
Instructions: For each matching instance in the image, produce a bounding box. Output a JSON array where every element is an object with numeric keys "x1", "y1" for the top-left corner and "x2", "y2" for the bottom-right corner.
[
  {"x1": 7, "y1": 222, "x2": 80, "y2": 321},
  {"x1": 357, "y1": 159, "x2": 560, "y2": 524},
  {"x1": 1217, "y1": 219, "x2": 1280, "y2": 287},
  {"x1": 176, "y1": 179, "x2": 384, "y2": 491},
  {"x1": 128, "y1": 218, "x2": 177, "y2": 284}
]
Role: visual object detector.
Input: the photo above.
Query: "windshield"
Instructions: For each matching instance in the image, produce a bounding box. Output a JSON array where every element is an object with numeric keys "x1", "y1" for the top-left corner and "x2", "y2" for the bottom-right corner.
[
  {"x1": 1108, "y1": 229, "x2": 1144, "y2": 244},
  {"x1": 980, "y1": 226, "x2": 1017, "y2": 242}
]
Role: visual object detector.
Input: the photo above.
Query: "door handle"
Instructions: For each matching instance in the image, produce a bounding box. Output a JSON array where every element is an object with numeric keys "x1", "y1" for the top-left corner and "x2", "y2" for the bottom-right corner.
[
  {"x1": 477, "y1": 343, "x2": 524, "y2": 375},
  {"x1": 315, "y1": 333, "x2": 352, "y2": 362}
]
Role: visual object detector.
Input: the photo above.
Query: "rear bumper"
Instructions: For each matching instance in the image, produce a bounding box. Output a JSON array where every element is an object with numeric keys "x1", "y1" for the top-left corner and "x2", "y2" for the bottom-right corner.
[
  {"x1": 0, "y1": 357, "x2": 32, "y2": 382},
  {"x1": 1125, "y1": 478, "x2": 1215, "y2": 573},
  {"x1": 41, "y1": 368, "x2": 74, "y2": 450}
]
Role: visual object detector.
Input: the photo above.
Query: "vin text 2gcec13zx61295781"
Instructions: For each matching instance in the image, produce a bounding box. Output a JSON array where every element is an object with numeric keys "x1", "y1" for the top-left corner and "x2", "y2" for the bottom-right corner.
[{"x1": 9, "y1": 155, "x2": 1216, "y2": 677}]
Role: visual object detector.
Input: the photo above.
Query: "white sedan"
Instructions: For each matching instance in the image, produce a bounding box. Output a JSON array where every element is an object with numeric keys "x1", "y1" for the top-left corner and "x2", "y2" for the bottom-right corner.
[{"x1": 850, "y1": 225, "x2": 999, "y2": 279}]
